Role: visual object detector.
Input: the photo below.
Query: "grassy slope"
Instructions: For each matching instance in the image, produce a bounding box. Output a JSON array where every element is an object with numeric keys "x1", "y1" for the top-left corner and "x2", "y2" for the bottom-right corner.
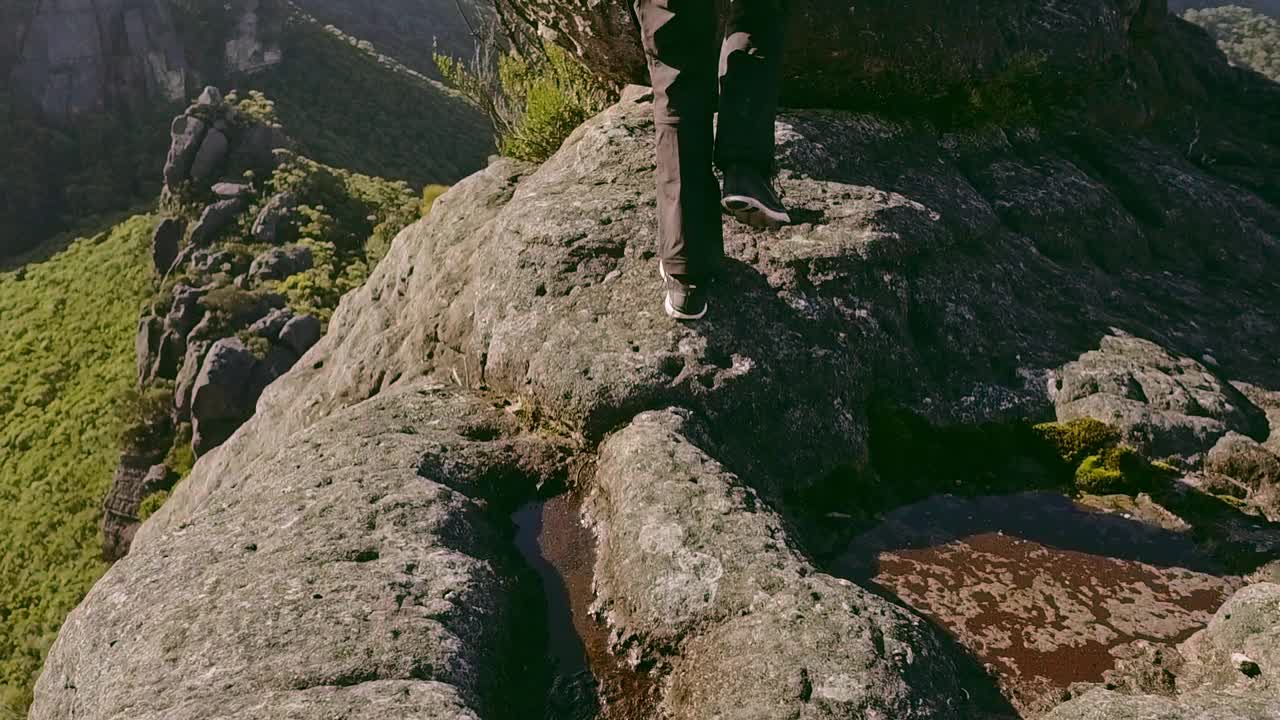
[
  {"x1": 0, "y1": 216, "x2": 155, "y2": 714},
  {"x1": 245, "y1": 12, "x2": 494, "y2": 187}
]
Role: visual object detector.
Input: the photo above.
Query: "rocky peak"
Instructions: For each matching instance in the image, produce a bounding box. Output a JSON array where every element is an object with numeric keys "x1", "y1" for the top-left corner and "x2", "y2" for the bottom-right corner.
[{"x1": 31, "y1": 4, "x2": 1280, "y2": 720}]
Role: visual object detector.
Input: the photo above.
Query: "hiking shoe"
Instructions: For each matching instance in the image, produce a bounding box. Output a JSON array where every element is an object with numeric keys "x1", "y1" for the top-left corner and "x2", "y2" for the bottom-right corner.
[
  {"x1": 722, "y1": 165, "x2": 791, "y2": 229},
  {"x1": 659, "y1": 260, "x2": 708, "y2": 320}
]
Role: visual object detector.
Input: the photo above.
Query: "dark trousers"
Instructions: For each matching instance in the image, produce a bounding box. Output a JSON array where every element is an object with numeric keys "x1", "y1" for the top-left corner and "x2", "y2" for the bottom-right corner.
[{"x1": 635, "y1": 0, "x2": 786, "y2": 280}]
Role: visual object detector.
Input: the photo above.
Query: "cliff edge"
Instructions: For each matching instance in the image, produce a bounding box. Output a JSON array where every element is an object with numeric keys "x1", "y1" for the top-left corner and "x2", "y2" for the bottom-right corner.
[{"x1": 29, "y1": 2, "x2": 1280, "y2": 718}]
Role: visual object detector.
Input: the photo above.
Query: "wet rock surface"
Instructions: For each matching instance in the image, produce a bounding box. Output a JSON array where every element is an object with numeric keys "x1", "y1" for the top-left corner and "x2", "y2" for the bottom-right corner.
[
  {"x1": 836, "y1": 492, "x2": 1244, "y2": 713},
  {"x1": 35, "y1": 13, "x2": 1280, "y2": 718}
]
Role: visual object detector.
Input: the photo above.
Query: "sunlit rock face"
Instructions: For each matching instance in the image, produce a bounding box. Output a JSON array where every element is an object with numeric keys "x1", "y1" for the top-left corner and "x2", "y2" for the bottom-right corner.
[{"x1": 27, "y1": 0, "x2": 1280, "y2": 717}]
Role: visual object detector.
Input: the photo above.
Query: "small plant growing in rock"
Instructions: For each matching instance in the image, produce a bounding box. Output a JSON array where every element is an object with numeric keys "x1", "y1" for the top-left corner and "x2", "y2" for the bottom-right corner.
[
  {"x1": 137, "y1": 490, "x2": 171, "y2": 522},
  {"x1": 1075, "y1": 445, "x2": 1155, "y2": 495},
  {"x1": 1034, "y1": 418, "x2": 1121, "y2": 467},
  {"x1": 421, "y1": 184, "x2": 449, "y2": 217}
]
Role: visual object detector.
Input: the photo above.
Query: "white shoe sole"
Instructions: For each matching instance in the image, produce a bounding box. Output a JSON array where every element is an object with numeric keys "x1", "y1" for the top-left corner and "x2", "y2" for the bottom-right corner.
[
  {"x1": 664, "y1": 294, "x2": 708, "y2": 320},
  {"x1": 722, "y1": 194, "x2": 791, "y2": 229},
  {"x1": 659, "y1": 261, "x2": 707, "y2": 320}
]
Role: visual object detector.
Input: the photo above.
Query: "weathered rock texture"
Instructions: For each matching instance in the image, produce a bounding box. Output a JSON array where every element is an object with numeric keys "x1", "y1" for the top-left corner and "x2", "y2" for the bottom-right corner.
[
  {"x1": 1045, "y1": 583, "x2": 1280, "y2": 719},
  {"x1": 35, "y1": 7, "x2": 1280, "y2": 718},
  {"x1": 587, "y1": 410, "x2": 994, "y2": 718},
  {"x1": 38, "y1": 383, "x2": 568, "y2": 720}
]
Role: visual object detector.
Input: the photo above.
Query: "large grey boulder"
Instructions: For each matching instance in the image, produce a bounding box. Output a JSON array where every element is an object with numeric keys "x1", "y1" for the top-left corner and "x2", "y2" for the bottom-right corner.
[
  {"x1": 280, "y1": 314, "x2": 323, "y2": 356},
  {"x1": 190, "y1": 338, "x2": 258, "y2": 455},
  {"x1": 151, "y1": 217, "x2": 184, "y2": 275},
  {"x1": 588, "y1": 409, "x2": 982, "y2": 718},
  {"x1": 251, "y1": 191, "x2": 296, "y2": 243},
  {"x1": 1206, "y1": 433, "x2": 1280, "y2": 520},
  {"x1": 189, "y1": 127, "x2": 230, "y2": 186},
  {"x1": 1051, "y1": 334, "x2": 1269, "y2": 460},
  {"x1": 33, "y1": 383, "x2": 568, "y2": 720},
  {"x1": 189, "y1": 198, "x2": 246, "y2": 246},
  {"x1": 174, "y1": 336, "x2": 213, "y2": 423},
  {"x1": 164, "y1": 114, "x2": 208, "y2": 188},
  {"x1": 248, "y1": 243, "x2": 314, "y2": 282}
]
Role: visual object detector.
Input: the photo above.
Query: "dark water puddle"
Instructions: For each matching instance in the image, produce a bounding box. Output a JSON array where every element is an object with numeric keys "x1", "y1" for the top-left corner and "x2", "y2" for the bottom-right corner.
[
  {"x1": 832, "y1": 492, "x2": 1244, "y2": 714},
  {"x1": 513, "y1": 495, "x2": 656, "y2": 720}
]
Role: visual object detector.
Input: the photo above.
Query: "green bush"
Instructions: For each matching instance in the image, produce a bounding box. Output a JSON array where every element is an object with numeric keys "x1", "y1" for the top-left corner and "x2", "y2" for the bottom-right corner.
[
  {"x1": 0, "y1": 215, "x2": 153, "y2": 715},
  {"x1": 1074, "y1": 445, "x2": 1155, "y2": 495},
  {"x1": 164, "y1": 423, "x2": 196, "y2": 479},
  {"x1": 421, "y1": 184, "x2": 450, "y2": 217},
  {"x1": 437, "y1": 43, "x2": 613, "y2": 163},
  {"x1": 137, "y1": 490, "x2": 171, "y2": 522},
  {"x1": 1033, "y1": 418, "x2": 1122, "y2": 467}
]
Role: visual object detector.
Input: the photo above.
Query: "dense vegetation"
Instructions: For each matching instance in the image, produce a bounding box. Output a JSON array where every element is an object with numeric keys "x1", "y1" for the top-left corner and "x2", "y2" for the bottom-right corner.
[
  {"x1": 220, "y1": 148, "x2": 422, "y2": 322},
  {"x1": 0, "y1": 217, "x2": 155, "y2": 717},
  {"x1": 1184, "y1": 5, "x2": 1280, "y2": 81},
  {"x1": 1170, "y1": 0, "x2": 1280, "y2": 16},
  {"x1": 436, "y1": 42, "x2": 613, "y2": 162}
]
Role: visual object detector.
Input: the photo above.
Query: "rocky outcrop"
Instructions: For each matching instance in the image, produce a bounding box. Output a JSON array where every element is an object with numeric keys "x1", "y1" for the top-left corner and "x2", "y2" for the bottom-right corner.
[
  {"x1": 37, "y1": 383, "x2": 569, "y2": 720},
  {"x1": 150, "y1": 217, "x2": 183, "y2": 275},
  {"x1": 38, "y1": 8, "x2": 1280, "y2": 719},
  {"x1": 163, "y1": 88, "x2": 287, "y2": 196},
  {"x1": 1051, "y1": 333, "x2": 1270, "y2": 461},
  {"x1": 588, "y1": 409, "x2": 987, "y2": 718}
]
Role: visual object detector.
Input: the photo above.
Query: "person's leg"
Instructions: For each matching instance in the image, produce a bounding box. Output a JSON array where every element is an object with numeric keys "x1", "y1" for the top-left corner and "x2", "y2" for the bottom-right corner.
[
  {"x1": 716, "y1": 0, "x2": 790, "y2": 227},
  {"x1": 635, "y1": 0, "x2": 723, "y2": 285}
]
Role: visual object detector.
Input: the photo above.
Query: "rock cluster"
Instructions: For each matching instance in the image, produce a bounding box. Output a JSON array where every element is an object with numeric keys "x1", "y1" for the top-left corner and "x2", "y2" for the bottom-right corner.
[
  {"x1": 103, "y1": 89, "x2": 320, "y2": 560},
  {"x1": 34, "y1": 4, "x2": 1280, "y2": 720}
]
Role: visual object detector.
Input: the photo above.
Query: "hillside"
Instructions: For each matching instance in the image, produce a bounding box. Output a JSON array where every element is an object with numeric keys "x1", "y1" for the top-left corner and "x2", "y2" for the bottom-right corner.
[
  {"x1": 0, "y1": 0, "x2": 491, "y2": 260},
  {"x1": 291, "y1": 0, "x2": 484, "y2": 76},
  {"x1": 1184, "y1": 5, "x2": 1280, "y2": 81},
  {"x1": 0, "y1": 217, "x2": 155, "y2": 715},
  {"x1": 28, "y1": 1, "x2": 1280, "y2": 719}
]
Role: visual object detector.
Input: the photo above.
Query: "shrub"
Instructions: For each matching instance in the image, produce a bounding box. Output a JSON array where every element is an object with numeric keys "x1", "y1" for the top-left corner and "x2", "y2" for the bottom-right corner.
[
  {"x1": 164, "y1": 423, "x2": 196, "y2": 479},
  {"x1": 1033, "y1": 418, "x2": 1121, "y2": 467},
  {"x1": 1074, "y1": 446, "x2": 1154, "y2": 495},
  {"x1": 137, "y1": 490, "x2": 171, "y2": 522},
  {"x1": 437, "y1": 39, "x2": 613, "y2": 163},
  {"x1": 421, "y1": 184, "x2": 450, "y2": 217},
  {"x1": 227, "y1": 89, "x2": 281, "y2": 128}
]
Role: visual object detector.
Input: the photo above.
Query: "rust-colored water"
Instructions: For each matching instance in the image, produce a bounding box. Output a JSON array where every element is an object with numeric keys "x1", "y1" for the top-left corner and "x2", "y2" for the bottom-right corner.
[
  {"x1": 835, "y1": 492, "x2": 1242, "y2": 713},
  {"x1": 513, "y1": 495, "x2": 657, "y2": 720}
]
